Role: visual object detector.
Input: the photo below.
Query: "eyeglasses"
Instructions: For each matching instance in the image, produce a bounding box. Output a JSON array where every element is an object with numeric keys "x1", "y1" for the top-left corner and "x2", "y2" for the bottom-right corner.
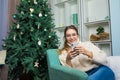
[{"x1": 66, "y1": 33, "x2": 77, "y2": 38}]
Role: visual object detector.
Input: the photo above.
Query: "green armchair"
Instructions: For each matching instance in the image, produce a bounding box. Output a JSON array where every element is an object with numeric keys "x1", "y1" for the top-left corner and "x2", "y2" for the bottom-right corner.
[{"x1": 46, "y1": 49, "x2": 88, "y2": 80}]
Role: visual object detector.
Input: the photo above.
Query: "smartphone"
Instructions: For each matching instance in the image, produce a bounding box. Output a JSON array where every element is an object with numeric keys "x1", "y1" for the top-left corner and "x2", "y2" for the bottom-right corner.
[{"x1": 71, "y1": 42, "x2": 78, "y2": 51}]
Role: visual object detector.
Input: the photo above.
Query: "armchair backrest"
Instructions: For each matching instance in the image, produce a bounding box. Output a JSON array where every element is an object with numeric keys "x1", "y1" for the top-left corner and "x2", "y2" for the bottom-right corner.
[{"x1": 47, "y1": 49, "x2": 61, "y2": 67}]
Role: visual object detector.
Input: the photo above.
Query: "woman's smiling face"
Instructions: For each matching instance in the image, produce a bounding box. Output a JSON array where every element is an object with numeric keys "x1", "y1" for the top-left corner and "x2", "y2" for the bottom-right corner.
[{"x1": 65, "y1": 29, "x2": 78, "y2": 44}]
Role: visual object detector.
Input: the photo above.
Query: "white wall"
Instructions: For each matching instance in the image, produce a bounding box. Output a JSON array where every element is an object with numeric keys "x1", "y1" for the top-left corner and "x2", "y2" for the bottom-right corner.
[{"x1": 109, "y1": 0, "x2": 120, "y2": 55}]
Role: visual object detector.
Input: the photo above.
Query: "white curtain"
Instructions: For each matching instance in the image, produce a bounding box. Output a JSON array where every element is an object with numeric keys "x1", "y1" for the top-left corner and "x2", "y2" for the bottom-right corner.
[{"x1": 0, "y1": 0, "x2": 8, "y2": 50}]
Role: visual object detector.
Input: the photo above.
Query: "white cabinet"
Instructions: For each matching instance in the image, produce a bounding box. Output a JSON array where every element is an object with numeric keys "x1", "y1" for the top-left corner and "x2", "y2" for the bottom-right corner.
[
  {"x1": 81, "y1": 0, "x2": 111, "y2": 56},
  {"x1": 53, "y1": 0, "x2": 79, "y2": 27},
  {"x1": 50, "y1": 0, "x2": 112, "y2": 56}
]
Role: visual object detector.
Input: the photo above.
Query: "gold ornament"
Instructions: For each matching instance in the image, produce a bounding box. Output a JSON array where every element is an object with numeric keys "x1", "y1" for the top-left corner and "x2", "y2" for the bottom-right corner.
[
  {"x1": 45, "y1": 14, "x2": 47, "y2": 16},
  {"x1": 39, "y1": 13, "x2": 42, "y2": 17},
  {"x1": 28, "y1": 0, "x2": 30, "y2": 3},
  {"x1": 13, "y1": 34, "x2": 16, "y2": 41},
  {"x1": 38, "y1": 40, "x2": 41, "y2": 46},
  {"x1": 34, "y1": 60, "x2": 39, "y2": 67},
  {"x1": 21, "y1": 11, "x2": 24, "y2": 14},
  {"x1": 30, "y1": 13, "x2": 33, "y2": 17},
  {"x1": 34, "y1": 0, "x2": 38, "y2": 4},
  {"x1": 30, "y1": 8, "x2": 34, "y2": 13},
  {"x1": 44, "y1": 29, "x2": 47, "y2": 31},
  {"x1": 38, "y1": 23, "x2": 40, "y2": 29},
  {"x1": 30, "y1": 27, "x2": 34, "y2": 32},
  {"x1": 17, "y1": 24, "x2": 20, "y2": 29},
  {"x1": 20, "y1": 32, "x2": 23, "y2": 35},
  {"x1": 49, "y1": 36, "x2": 51, "y2": 38}
]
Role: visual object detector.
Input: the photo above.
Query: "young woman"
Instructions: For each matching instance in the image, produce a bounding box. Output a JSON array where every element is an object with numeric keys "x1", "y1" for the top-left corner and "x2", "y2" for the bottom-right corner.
[{"x1": 59, "y1": 25, "x2": 115, "y2": 80}]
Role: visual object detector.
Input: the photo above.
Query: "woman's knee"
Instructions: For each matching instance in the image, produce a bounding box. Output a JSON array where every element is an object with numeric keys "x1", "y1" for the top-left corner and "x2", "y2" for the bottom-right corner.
[{"x1": 88, "y1": 65, "x2": 115, "y2": 80}]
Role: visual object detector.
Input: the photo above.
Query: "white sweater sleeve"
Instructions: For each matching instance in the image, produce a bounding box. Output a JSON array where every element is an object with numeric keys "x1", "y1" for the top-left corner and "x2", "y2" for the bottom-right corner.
[{"x1": 85, "y1": 42, "x2": 107, "y2": 65}]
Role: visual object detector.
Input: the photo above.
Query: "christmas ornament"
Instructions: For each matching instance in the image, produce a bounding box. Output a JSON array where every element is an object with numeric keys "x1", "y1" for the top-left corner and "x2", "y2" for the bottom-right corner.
[
  {"x1": 34, "y1": 60, "x2": 39, "y2": 67},
  {"x1": 44, "y1": 29, "x2": 47, "y2": 31},
  {"x1": 20, "y1": 32, "x2": 23, "y2": 35},
  {"x1": 17, "y1": 24, "x2": 20, "y2": 29},
  {"x1": 30, "y1": 13, "x2": 33, "y2": 17},
  {"x1": 38, "y1": 24, "x2": 40, "y2": 29},
  {"x1": 30, "y1": 27, "x2": 34, "y2": 32},
  {"x1": 13, "y1": 35, "x2": 16, "y2": 41},
  {"x1": 38, "y1": 26, "x2": 40, "y2": 29},
  {"x1": 45, "y1": 14, "x2": 47, "y2": 17},
  {"x1": 38, "y1": 40, "x2": 41, "y2": 46},
  {"x1": 28, "y1": 0, "x2": 30, "y2": 3},
  {"x1": 21, "y1": 11, "x2": 24, "y2": 14},
  {"x1": 48, "y1": 36, "x2": 51, "y2": 38},
  {"x1": 13, "y1": 14, "x2": 16, "y2": 19},
  {"x1": 30, "y1": 8, "x2": 34, "y2": 13},
  {"x1": 34, "y1": 0, "x2": 38, "y2": 4},
  {"x1": 39, "y1": 13, "x2": 42, "y2": 17}
]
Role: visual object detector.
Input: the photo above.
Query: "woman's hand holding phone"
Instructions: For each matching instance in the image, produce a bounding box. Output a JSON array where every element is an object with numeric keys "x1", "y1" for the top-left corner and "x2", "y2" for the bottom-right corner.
[
  {"x1": 68, "y1": 44, "x2": 79, "y2": 59},
  {"x1": 74, "y1": 46, "x2": 93, "y2": 58}
]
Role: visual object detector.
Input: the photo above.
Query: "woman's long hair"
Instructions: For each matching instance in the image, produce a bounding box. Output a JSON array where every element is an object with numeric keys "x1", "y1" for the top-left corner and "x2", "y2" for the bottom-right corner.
[{"x1": 58, "y1": 25, "x2": 79, "y2": 54}]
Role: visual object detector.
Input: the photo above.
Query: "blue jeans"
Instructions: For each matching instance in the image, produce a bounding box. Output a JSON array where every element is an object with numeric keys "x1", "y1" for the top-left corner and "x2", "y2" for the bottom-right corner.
[{"x1": 86, "y1": 65, "x2": 115, "y2": 80}]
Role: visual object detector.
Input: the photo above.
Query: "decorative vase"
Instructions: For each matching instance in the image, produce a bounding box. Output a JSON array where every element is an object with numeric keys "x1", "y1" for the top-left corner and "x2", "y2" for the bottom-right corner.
[{"x1": 72, "y1": 13, "x2": 78, "y2": 25}]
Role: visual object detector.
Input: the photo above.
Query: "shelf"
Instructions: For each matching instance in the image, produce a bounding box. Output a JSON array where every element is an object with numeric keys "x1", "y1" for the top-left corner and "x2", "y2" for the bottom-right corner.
[
  {"x1": 55, "y1": 1, "x2": 65, "y2": 7},
  {"x1": 91, "y1": 40, "x2": 111, "y2": 44},
  {"x1": 54, "y1": 24, "x2": 79, "y2": 31},
  {"x1": 84, "y1": 19, "x2": 110, "y2": 27},
  {"x1": 55, "y1": 0, "x2": 77, "y2": 6},
  {"x1": 54, "y1": 27, "x2": 66, "y2": 32}
]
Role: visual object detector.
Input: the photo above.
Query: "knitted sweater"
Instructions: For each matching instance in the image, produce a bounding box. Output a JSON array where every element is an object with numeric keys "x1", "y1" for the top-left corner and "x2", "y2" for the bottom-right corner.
[{"x1": 59, "y1": 41, "x2": 107, "y2": 72}]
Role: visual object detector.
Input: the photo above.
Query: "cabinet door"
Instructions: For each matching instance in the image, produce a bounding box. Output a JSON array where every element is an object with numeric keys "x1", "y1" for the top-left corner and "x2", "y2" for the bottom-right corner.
[{"x1": 81, "y1": 0, "x2": 112, "y2": 56}]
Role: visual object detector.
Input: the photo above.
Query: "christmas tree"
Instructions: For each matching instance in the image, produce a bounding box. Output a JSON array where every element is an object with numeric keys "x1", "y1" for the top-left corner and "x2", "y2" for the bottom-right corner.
[{"x1": 3, "y1": 0, "x2": 59, "y2": 80}]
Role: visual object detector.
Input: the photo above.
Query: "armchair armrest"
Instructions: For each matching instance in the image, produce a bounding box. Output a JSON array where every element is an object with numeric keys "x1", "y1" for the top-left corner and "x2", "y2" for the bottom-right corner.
[
  {"x1": 49, "y1": 65, "x2": 88, "y2": 80},
  {"x1": 47, "y1": 49, "x2": 88, "y2": 80}
]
